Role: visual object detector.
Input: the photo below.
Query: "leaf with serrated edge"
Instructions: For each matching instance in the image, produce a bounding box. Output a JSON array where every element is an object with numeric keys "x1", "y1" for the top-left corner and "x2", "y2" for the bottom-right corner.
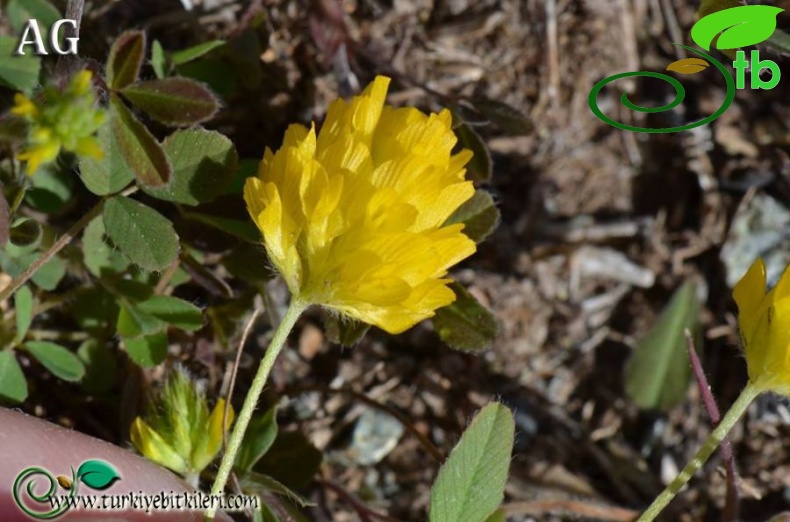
[
  {"x1": 432, "y1": 283, "x2": 498, "y2": 352},
  {"x1": 102, "y1": 196, "x2": 179, "y2": 271},
  {"x1": 121, "y1": 78, "x2": 220, "y2": 126},
  {"x1": 107, "y1": 31, "x2": 145, "y2": 89},
  {"x1": 79, "y1": 119, "x2": 135, "y2": 196},
  {"x1": 142, "y1": 129, "x2": 237, "y2": 205},
  {"x1": 429, "y1": 403, "x2": 514, "y2": 522},
  {"x1": 455, "y1": 123, "x2": 492, "y2": 183},
  {"x1": 110, "y1": 96, "x2": 172, "y2": 188},
  {"x1": 445, "y1": 190, "x2": 500, "y2": 244}
]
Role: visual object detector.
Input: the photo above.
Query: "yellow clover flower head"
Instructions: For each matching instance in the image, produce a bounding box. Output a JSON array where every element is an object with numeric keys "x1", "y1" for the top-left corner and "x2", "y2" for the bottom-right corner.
[
  {"x1": 244, "y1": 75, "x2": 476, "y2": 334},
  {"x1": 733, "y1": 257, "x2": 790, "y2": 395},
  {"x1": 130, "y1": 367, "x2": 234, "y2": 480},
  {"x1": 11, "y1": 70, "x2": 106, "y2": 175}
]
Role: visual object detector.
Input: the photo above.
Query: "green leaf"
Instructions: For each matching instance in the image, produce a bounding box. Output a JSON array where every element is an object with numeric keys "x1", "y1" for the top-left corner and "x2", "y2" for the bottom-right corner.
[
  {"x1": 445, "y1": 190, "x2": 500, "y2": 244},
  {"x1": 121, "y1": 78, "x2": 220, "y2": 126},
  {"x1": 82, "y1": 217, "x2": 130, "y2": 277},
  {"x1": 0, "y1": 35, "x2": 41, "y2": 93},
  {"x1": 236, "y1": 407, "x2": 278, "y2": 473},
  {"x1": 102, "y1": 196, "x2": 179, "y2": 271},
  {"x1": 26, "y1": 165, "x2": 74, "y2": 214},
  {"x1": 116, "y1": 303, "x2": 164, "y2": 338},
  {"x1": 30, "y1": 255, "x2": 65, "y2": 291},
  {"x1": 0, "y1": 351, "x2": 28, "y2": 403},
  {"x1": 483, "y1": 510, "x2": 506, "y2": 522},
  {"x1": 79, "y1": 121, "x2": 136, "y2": 196},
  {"x1": 257, "y1": 431, "x2": 322, "y2": 490},
  {"x1": 470, "y1": 98, "x2": 532, "y2": 136},
  {"x1": 455, "y1": 123, "x2": 492, "y2": 183},
  {"x1": 691, "y1": 5, "x2": 783, "y2": 51},
  {"x1": 171, "y1": 40, "x2": 226, "y2": 65},
  {"x1": 24, "y1": 341, "x2": 86, "y2": 382},
  {"x1": 183, "y1": 212, "x2": 260, "y2": 243},
  {"x1": 106, "y1": 31, "x2": 145, "y2": 90},
  {"x1": 151, "y1": 40, "x2": 167, "y2": 79},
  {"x1": 430, "y1": 403, "x2": 514, "y2": 522},
  {"x1": 6, "y1": 0, "x2": 61, "y2": 33},
  {"x1": 624, "y1": 282, "x2": 699, "y2": 411},
  {"x1": 76, "y1": 460, "x2": 121, "y2": 490},
  {"x1": 14, "y1": 285, "x2": 33, "y2": 344},
  {"x1": 78, "y1": 339, "x2": 118, "y2": 394},
  {"x1": 142, "y1": 129, "x2": 238, "y2": 205},
  {"x1": 110, "y1": 95, "x2": 172, "y2": 189},
  {"x1": 432, "y1": 283, "x2": 498, "y2": 352},
  {"x1": 124, "y1": 331, "x2": 168, "y2": 367},
  {"x1": 136, "y1": 295, "x2": 203, "y2": 331}
]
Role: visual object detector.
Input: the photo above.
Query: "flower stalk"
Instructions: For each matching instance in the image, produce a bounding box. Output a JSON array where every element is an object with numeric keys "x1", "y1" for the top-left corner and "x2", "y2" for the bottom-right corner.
[
  {"x1": 637, "y1": 382, "x2": 761, "y2": 522},
  {"x1": 206, "y1": 298, "x2": 307, "y2": 519}
]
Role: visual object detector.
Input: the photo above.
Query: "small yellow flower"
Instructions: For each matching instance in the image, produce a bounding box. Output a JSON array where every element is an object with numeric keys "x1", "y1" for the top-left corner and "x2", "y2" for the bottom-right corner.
[
  {"x1": 130, "y1": 367, "x2": 234, "y2": 480},
  {"x1": 11, "y1": 70, "x2": 105, "y2": 175},
  {"x1": 244, "y1": 76, "x2": 476, "y2": 334},
  {"x1": 733, "y1": 257, "x2": 790, "y2": 394}
]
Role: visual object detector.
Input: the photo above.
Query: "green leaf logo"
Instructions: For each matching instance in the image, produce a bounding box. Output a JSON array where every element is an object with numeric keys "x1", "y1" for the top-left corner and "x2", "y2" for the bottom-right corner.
[
  {"x1": 691, "y1": 5, "x2": 784, "y2": 51},
  {"x1": 76, "y1": 460, "x2": 121, "y2": 490}
]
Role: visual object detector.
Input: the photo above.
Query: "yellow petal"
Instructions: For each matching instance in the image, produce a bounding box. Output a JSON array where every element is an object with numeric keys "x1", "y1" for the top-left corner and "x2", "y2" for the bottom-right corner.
[
  {"x1": 192, "y1": 399, "x2": 234, "y2": 471},
  {"x1": 130, "y1": 418, "x2": 188, "y2": 474}
]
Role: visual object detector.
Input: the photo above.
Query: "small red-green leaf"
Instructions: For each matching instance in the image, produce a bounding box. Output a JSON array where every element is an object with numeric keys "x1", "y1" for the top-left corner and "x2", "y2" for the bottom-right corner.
[
  {"x1": 470, "y1": 98, "x2": 532, "y2": 136},
  {"x1": 107, "y1": 31, "x2": 145, "y2": 89},
  {"x1": 124, "y1": 332, "x2": 168, "y2": 367},
  {"x1": 666, "y1": 58, "x2": 710, "y2": 75},
  {"x1": 102, "y1": 196, "x2": 179, "y2": 271},
  {"x1": 24, "y1": 341, "x2": 86, "y2": 382},
  {"x1": 432, "y1": 283, "x2": 498, "y2": 352},
  {"x1": 110, "y1": 96, "x2": 172, "y2": 188},
  {"x1": 142, "y1": 129, "x2": 237, "y2": 205},
  {"x1": 0, "y1": 351, "x2": 28, "y2": 403},
  {"x1": 120, "y1": 78, "x2": 220, "y2": 126},
  {"x1": 444, "y1": 190, "x2": 500, "y2": 244},
  {"x1": 455, "y1": 123, "x2": 492, "y2": 183}
]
